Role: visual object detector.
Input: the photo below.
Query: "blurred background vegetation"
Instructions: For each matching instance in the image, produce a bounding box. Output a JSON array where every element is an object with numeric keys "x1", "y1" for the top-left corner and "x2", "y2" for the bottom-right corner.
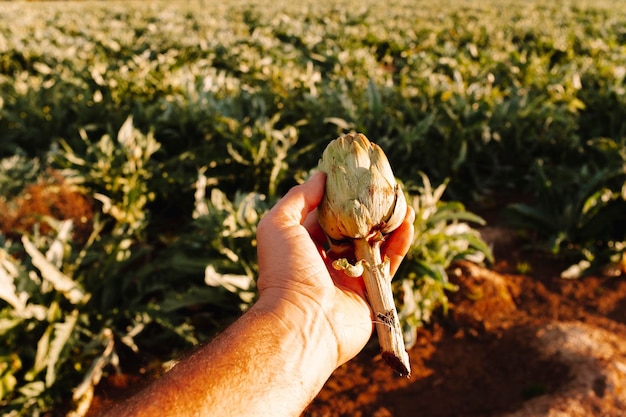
[{"x1": 0, "y1": 0, "x2": 624, "y2": 414}]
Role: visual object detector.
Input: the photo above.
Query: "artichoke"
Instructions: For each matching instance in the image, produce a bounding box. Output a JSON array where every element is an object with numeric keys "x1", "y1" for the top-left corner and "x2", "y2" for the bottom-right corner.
[
  {"x1": 318, "y1": 133, "x2": 407, "y2": 247},
  {"x1": 317, "y1": 133, "x2": 411, "y2": 377}
]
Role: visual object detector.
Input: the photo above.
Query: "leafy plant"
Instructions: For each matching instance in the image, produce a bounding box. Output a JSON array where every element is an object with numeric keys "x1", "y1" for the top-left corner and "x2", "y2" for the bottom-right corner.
[
  {"x1": 0, "y1": 119, "x2": 167, "y2": 416},
  {"x1": 396, "y1": 174, "x2": 493, "y2": 346},
  {"x1": 0, "y1": 220, "x2": 118, "y2": 416},
  {"x1": 0, "y1": 121, "x2": 273, "y2": 415},
  {"x1": 0, "y1": 0, "x2": 625, "y2": 413},
  {"x1": 154, "y1": 169, "x2": 271, "y2": 315},
  {"x1": 56, "y1": 116, "x2": 161, "y2": 240},
  {"x1": 505, "y1": 151, "x2": 626, "y2": 277}
]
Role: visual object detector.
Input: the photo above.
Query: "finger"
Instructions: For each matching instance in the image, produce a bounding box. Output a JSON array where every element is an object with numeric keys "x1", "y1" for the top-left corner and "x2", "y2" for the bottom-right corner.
[
  {"x1": 382, "y1": 206, "x2": 415, "y2": 276},
  {"x1": 327, "y1": 262, "x2": 367, "y2": 299},
  {"x1": 303, "y1": 208, "x2": 328, "y2": 246},
  {"x1": 257, "y1": 172, "x2": 328, "y2": 279},
  {"x1": 263, "y1": 171, "x2": 326, "y2": 228}
]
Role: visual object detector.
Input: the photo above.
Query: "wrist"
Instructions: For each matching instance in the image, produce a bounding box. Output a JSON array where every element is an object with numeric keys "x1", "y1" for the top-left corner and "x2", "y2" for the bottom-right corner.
[{"x1": 252, "y1": 290, "x2": 339, "y2": 391}]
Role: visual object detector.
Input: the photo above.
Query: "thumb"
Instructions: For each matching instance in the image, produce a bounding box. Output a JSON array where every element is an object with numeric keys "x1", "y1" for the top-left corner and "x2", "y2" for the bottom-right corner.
[{"x1": 264, "y1": 171, "x2": 326, "y2": 228}]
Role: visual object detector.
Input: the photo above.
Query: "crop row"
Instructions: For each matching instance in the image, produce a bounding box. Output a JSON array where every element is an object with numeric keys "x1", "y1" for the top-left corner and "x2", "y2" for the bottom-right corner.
[{"x1": 0, "y1": 0, "x2": 624, "y2": 414}]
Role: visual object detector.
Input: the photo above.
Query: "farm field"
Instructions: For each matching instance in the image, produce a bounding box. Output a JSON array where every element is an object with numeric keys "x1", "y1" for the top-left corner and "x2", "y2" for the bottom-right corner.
[{"x1": 0, "y1": 0, "x2": 625, "y2": 415}]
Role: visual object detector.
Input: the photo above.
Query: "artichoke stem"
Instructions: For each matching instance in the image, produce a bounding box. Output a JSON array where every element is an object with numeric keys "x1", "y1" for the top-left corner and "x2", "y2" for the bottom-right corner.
[{"x1": 354, "y1": 237, "x2": 411, "y2": 377}]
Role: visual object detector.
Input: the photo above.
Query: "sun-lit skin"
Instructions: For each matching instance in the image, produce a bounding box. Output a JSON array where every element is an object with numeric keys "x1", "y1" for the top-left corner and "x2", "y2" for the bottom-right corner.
[{"x1": 103, "y1": 172, "x2": 414, "y2": 417}]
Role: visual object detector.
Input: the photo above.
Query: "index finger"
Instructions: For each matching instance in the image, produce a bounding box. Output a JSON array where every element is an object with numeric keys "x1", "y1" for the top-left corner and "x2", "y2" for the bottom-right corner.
[
  {"x1": 382, "y1": 206, "x2": 415, "y2": 276},
  {"x1": 264, "y1": 171, "x2": 326, "y2": 228}
]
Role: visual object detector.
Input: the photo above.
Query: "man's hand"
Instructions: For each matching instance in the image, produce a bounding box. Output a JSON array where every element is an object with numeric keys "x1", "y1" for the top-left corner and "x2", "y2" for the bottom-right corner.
[
  {"x1": 105, "y1": 171, "x2": 414, "y2": 417},
  {"x1": 256, "y1": 171, "x2": 415, "y2": 369}
]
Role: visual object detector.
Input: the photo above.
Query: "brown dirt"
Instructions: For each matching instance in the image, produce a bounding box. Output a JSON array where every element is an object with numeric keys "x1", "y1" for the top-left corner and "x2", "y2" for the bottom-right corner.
[
  {"x1": 86, "y1": 224, "x2": 626, "y2": 417},
  {"x1": 0, "y1": 169, "x2": 93, "y2": 243},
  {"x1": 303, "y1": 225, "x2": 626, "y2": 417}
]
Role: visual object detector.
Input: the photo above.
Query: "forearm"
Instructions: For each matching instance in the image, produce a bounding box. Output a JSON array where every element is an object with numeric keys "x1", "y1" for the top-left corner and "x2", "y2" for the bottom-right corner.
[
  {"x1": 102, "y1": 170, "x2": 407, "y2": 417},
  {"x1": 108, "y1": 297, "x2": 337, "y2": 417}
]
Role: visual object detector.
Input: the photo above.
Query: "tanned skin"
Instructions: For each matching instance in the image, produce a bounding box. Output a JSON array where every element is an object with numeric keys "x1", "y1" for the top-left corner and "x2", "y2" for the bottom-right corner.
[{"x1": 103, "y1": 172, "x2": 415, "y2": 417}]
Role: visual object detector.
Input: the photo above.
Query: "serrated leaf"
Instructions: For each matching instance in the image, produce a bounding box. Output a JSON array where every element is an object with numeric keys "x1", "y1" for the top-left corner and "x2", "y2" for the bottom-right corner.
[
  {"x1": 204, "y1": 264, "x2": 253, "y2": 293},
  {"x1": 29, "y1": 324, "x2": 52, "y2": 382},
  {"x1": 21, "y1": 236, "x2": 85, "y2": 305},
  {"x1": 0, "y1": 261, "x2": 27, "y2": 313},
  {"x1": 0, "y1": 318, "x2": 22, "y2": 336},
  {"x1": 45, "y1": 310, "x2": 78, "y2": 387},
  {"x1": 18, "y1": 380, "x2": 45, "y2": 399},
  {"x1": 159, "y1": 286, "x2": 227, "y2": 313}
]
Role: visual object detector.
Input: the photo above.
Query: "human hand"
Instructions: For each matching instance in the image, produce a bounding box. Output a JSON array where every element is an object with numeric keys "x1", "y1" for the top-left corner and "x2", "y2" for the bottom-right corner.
[
  {"x1": 256, "y1": 171, "x2": 415, "y2": 370},
  {"x1": 105, "y1": 172, "x2": 415, "y2": 417}
]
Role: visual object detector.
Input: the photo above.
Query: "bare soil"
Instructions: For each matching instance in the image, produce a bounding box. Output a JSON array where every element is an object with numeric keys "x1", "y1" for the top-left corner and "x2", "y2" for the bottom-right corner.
[
  {"x1": 87, "y1": 224, "x2": 626, "y2": 417},
  {"x1": 303, "y1": 225, "x2": 626, "y2": 417}
]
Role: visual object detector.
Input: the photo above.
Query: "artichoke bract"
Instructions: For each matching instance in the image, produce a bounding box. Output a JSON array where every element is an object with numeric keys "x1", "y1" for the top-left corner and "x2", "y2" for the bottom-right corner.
[
  {"x1": 317, "y1": 133, "x2": 411, "y2": 377},
  {"x1": 317, "y1": 133, "x2": 407, "y2": 246}
]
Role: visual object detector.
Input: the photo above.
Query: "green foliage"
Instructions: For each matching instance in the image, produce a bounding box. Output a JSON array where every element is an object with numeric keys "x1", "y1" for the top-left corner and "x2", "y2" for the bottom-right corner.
[
  {"x1": 0, "y1": 0, "x2": 624, "y2": 413},
  {"x1": 0, "y1": 120, "x2": 269, "y2": 415},
  {"x1": 505, "y1": 149, "x2": 626, "y2": 277},
  {"x1": 57, "y1": 117, "x2": 161, "y2": 238},
  {"x1": 0, "y1": 220, "x2": 115, "y2": 416},
  {"x1": 2, "y1": 0, "x2": 624, "y2": 198},
  {"x1": 396, "y1": 175, "x2": 492, "y2": 344},
  {"x1": 0, "y1": 154, "x2": 41, "y2": 199},
  {"x1": 156, "y1": 170, "x2": 271, "y2": 313}
]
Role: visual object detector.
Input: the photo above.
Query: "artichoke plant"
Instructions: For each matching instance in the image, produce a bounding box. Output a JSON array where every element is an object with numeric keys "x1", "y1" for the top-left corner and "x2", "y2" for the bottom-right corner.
[{"x1": 317, "y1": 133, "x2": 410, "y2": 377}]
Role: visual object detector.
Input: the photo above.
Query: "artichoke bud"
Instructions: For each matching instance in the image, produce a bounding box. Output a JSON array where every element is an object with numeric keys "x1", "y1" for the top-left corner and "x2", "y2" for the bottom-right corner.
[{"x1": 317, "y1": 133, "x2": 407, "y2": 248}]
